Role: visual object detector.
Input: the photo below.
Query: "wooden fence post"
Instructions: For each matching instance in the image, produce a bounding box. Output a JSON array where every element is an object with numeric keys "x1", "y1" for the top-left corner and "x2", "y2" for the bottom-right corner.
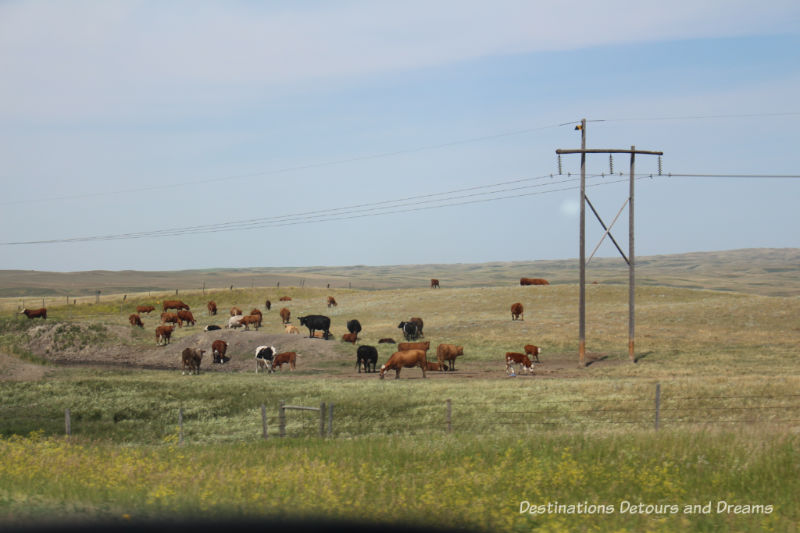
[
  {"x1": 65, "y1": 408, "x2": 71, "y2": 437},
  {"x1": 654, "y1": 383, "x2": 661, "y2": 430},
  {"x1": 446, "y1": 399, "x2": 452, "y2": 434},
  {"x1": 261, "y1": 404, "x2": 268, "y2": 440},
  {"x1": 319, "y1": 402, "x2": 326, "y2": 437},
  {"x1": 328, "y1": 403, "x2": 334, "y2": 438},
  {"x1": 179, "y1": 407, "x2": 184, "y2": 445},
  {"x1": 279, "y1": 400, "x2": 286, "y2": 438}
]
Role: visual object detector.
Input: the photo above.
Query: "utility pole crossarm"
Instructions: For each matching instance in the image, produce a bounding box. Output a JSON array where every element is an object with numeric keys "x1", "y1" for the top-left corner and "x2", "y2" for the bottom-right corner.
[{"x1": 556, "y1": 148, "x2": 663, "y2": 155}]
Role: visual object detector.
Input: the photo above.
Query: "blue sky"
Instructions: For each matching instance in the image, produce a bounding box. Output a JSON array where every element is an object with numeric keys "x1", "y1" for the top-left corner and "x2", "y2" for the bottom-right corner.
[{"x1": 0, "y1": 1, "x2": 798, "y2": 271}]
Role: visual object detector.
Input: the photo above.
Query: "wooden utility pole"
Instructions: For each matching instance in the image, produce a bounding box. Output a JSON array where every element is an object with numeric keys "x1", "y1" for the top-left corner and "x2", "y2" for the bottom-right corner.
[{"x1": 556, "y1": 120, "x2": 662, "y2": 365}]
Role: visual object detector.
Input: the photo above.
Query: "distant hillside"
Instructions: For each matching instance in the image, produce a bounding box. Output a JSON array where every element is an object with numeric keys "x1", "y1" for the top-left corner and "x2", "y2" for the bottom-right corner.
[{"x1": 0, "y1": 248, "x2": 797, "y2": 298}]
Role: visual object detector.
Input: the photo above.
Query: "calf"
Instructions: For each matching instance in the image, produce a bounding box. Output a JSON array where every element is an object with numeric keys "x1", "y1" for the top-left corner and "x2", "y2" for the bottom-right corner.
[
  {"x1": 436, "y1": 344, "x2": 464, "y2": 371},
  {"x1": 380, "y1": 349, "x2": 428, "y2": 380},
  {"x1": 211, "y1": 340, "x2": 228, "y2": 364},
  {"x1": 177, "y1": 310, "x2": 196, "y2": 326},
  {"x1": 265, "y1": 299, "x2": 272, "y2": 311},
  {"x1": 272, "y1": 351, "x2": 297, "y2": 371},
  {"x1": 128, "y1": 313, "x2": 144, "y2": 328},
  {"x1": 230, "y1": 307, "x2": 243, "y2": 316},
  {"x1": 280, "y1": 307, "x2": 291, "y2": 324},
  {"x1": 341, "y1": 332, "x2": 358, "y2": 344},
  {"x1": 327, "y1": 296, "x2": 338, "y2": 308},
  {"x1": 181, "y1": 348, "x2": 205, "y2": 375},
  {"x1": 279, "y1": 296, "x2": 292, "y2": 302},
  {"x1": 511, "y1": 302, "x2": 524, "y2": 321},
  {"x1": 207, "y1": 301, "x2": 217, "y2": 315},
  {"x1": 430, "y1": 278, "x2": 439, "y2": 288},
  {"x1": 356, "y1": 345, "x2": 378, "y2": 373},
  {"x1": 524, "y1": 344, "x2": 542, "y2": 363},
  {"x1": 285, "y1": 324, "x2": 300, "y2": 334},
  {"x1": 424, "y1": 361, "x2": 448, "y2": 371},
  {"x1": 254, "y1": 345, "x2": 276, "y2": 374},
  {"x1": 155, "y1": 325, "x2": 174, "y2": 345},
  {"x1": 312, "y1": 330, "x2": 334, "y2": 340},
  {"x1": 20, "y1": 308, "x2": 47, "y2": 320},
  {"x1": 505, "y1": 352, "x2": 534, "y2": 375},
  {"x1": 298, "y1": 315, "x2": 331, "y2": 339},
  {"x1": 227, "y1": 315, "x2": 245, "y2": 329}
]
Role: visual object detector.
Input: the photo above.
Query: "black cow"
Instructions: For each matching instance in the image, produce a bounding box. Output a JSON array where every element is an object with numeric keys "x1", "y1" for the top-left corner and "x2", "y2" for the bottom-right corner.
[
  {"x1": 356, "y1": 345, "x2": 378, "y2": 373},
  {"x1": 347, "y1": 319, "x2": 362, "y2": 335},
  {"x1": 298, "y1": 315, "x2": 331, "y2": 339},
  {"x1": 255, "y1": 345, "x2": 276, "y2": 373},
  {"x1": 398, "y1": 321, "x2": 419, "y2": 341}
]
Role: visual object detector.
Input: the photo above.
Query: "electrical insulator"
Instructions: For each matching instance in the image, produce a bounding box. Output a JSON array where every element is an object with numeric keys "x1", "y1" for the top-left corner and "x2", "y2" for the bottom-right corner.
[
  {"x1": 658, "y1": 156, "x2": 663, "y2": 176},
  {"x1": 609, "y1": 154, "x2": 614, "y2": 174},
  {"x1": 558, "y1": 154, "x2": 563, "y2": 175}
]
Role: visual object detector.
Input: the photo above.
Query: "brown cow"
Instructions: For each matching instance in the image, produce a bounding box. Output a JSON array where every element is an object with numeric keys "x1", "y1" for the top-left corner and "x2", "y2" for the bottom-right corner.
[
  {"x1": 524, "y1": 344, "x2": 542, "y2": 363},
  {"x1": 20, "y1": 308, "x2": 47, "y2": 319},
  {"x1": 380, "y1": 349, "x2": 428, "y2": 380},
  {"x1": 239, "y1": 314, "x2": 262, "y2": 330},
  {"x1": 155, "y1": 325, "x2": 174, "y2": 345},
  {"x1": 230, "y1": 307, "x2": 243, "y2": 316},
  {"x1": 279, "y1": 296, "x2": 292, "y2": 301},
  {"x1": 312, "y1": 330, "x2": 334, "y2": 340},
  {"x1": 398, "y1": 341, "x2": 430, "y2": 352},
  {"x1": 128, "y1": 313, "x2": 144, "y2": 328},
  {"x1": 265, "y1": 299, "x2": 272, "y2": 311},
  {"x1": 327, "y1": 296, "x2": 338, "y2": 308},
  {"x1": 505, "y1": 352, "x2": 535, "y2": 374},
  {"x1": 378, "y1": 338, "x2": 396, "y2": 344},
  {"x1": 436, "y1": 344, "x2": 464, "y2": 371},
  {"x1": 279, "y1": 307, "x2": 291, "y2": 324},
  {"x1": 430, "y1": 278, "x2": 440, "y2": 288},
  {"x1": 161, "y1": 312, "x2": 183, "y2": 327},
  {"x1": 272, "y1": 351, "x2": 297, "y2": 371},
  {"x1": 250, "y1": 308, "x2": 262, "y2": 318},
  {"x1": 285, "y1": 324, "x2": 300, "y2": 334},
  {"x1": 211, "y1": 339, "x2": 228, "y2": 364},
  {"x1": 409, "y1": 317, "x2": 424, "y2": 337},
  {"x1": 136, "y1": 305, "x2": 155, "y2": 314},
  {"x1": 424, "y1": 361, "x2": 448, "y2": 371},
  {"x1": 181, "y1": 348, "x2": 205, "y2": 375},
  {"x1": 177, "y1": 310, "x2": 196, "y2": 326},
  {"x1": 520, "y1": 277, "x2": 549, "y2": 286},
  {"x1": 341, "y1": 332, "x2": 358, "y2": 344},
  {"x1": 163, "y1": 300, "x2": 189, "y2": 312},
  {"x1": 207, "y1": 301, "x2": 217, "y2": 315},
  {"x1": 511, "y1": 302, "x2": 524, "y2": 321}
]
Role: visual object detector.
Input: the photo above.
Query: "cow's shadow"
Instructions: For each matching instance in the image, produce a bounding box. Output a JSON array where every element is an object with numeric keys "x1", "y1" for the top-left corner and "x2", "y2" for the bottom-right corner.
[
  {"x1": 584, "y1": 355, "x2": 608, "y2": 367},
  {"x1": 634, "y1": 352, "x2": 653, "y2": 363}
]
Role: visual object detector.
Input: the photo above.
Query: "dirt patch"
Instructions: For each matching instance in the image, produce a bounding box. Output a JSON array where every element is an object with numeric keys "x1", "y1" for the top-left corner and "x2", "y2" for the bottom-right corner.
[{"x1": 0, "y1": 351, "x2": 48, "y2": 381}]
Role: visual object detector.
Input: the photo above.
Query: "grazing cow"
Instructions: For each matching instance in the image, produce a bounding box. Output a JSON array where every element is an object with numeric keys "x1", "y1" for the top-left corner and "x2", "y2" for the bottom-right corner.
[
  {"x1": 254, "y1": 345, "x2": 276, "y2": 373},
  {"x1": 298, "y1": 315, "x2": 331, "y2": 339},
  {"x1": 380, "y1": 349, "x2": 428, "y2": 380},
  {"x1": 207, "y1": 301, "x2": 217, "y2": 315},
  {"x1": 155, "y1": 325, "x2": 174, "y2": 346},
  {"x1": 265, "y1": 299, "x2": 272, "y2": 311},
  {"x1": 378, "y1": 338, "x2": 396, "y2": 344},
  {"x1": 398, "y1": 341, "x2": 430, "y2": 352},
  {"x1": 204, "y1": 324, "x2": 221, "y2": 331},
  {"x1": 250, "y1": 308, "x2": 262, "y2": 318},
  {"x1": 227, "y1": 315, "x2": 245, "y2": 329},
  {"x1": 20, "y1": 308, "x2": 47, "y2": 320},
  {"x1": 425, "y1": 361, "x2": 448, "y2": 371},
  {"x1": 211, "y1": 340, "x2": 228, "y2": 364},
  {"x1": 409, "y1": 317, "x2": 424, "y2": 337},
  {"x1": 181, "y1": 348, "x2": 205, "y2": 375},
  {"x1": 520, "y1": 277, "x2": 549, "y2": 286},
  {"x1": 285, "y1": 324, "x2": 300, "y2": 334},
  {"x1": 346, "y1": 319, "x2": 362, "y2": 336},
  {"x1": 279, "y1": 307, "x2": 291, "y2": 324},
  {"x1": 356, "y1": 345, "x2": 378, "y2": 373},
  {"x1": 128, "y1": 313, "x2": 144, "y2": 328},
  {"x1": 397, "y1": 321, "x2": 419, "y2": 341},
  {"x1": 161, "y1": 312, "x2": 183, "y2": 327},
  {"x1": 430, "y1": 278, "x2": 440, "y2": 288},
  {"x1": 136, "y1": 305, "x2": 155, "y2": 314},
  {"x1": 272, "y1": 351, "x2": 297, "y2": 371},
  {"x1": 505, "y1": 352, "x2": 535, "y2": 374},
  {"x1": 230, "y1": 307, "x2": 243, "y2": 316},
  {"x1": 524, "y1": 344, "x2": 542, "y2": 363},
  {"x1": 239, "y1": 314, "x2": 262, "y2": 331},
  {"x1": 279, "y1": 296, "x2": 292, "y2": 302},
  {"x1": 436, "y1": 344, "x2": 464, "y2": 371},
  {"x1": 163, "y1": 300, "x2": 189, "y2": 312},
  {"x1": 341, "y1": 333, "x2": 358, "y2": 344},
  {"x1": 327, "y1": 296, "x2": 338, "y2": 308},
  {"x1": 511, "y1": 302, "x2": 524, "y2": 321},
  {"x1": 177, "y1": 310, "x2": 196, "y2": 326}
]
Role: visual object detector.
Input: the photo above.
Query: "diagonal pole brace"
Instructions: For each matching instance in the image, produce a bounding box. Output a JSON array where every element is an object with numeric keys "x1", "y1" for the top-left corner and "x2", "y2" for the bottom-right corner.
[{"x1": 586, "y1": 196, "x2": 630, "y2": 265}]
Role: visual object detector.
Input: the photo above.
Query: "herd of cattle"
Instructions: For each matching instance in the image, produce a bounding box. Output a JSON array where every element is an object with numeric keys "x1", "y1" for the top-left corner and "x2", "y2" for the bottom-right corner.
[{"x1": 18, "y1": 276, "x2": 548, "y2": 378}]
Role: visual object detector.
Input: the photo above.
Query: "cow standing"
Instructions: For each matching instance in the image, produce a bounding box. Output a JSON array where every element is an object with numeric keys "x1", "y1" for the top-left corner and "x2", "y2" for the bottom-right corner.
[
  {"x1": 398, "y1": 321, "x2": 419, "y2": 341},
  {"x1": 280, "y1": 307, "x2": 291, "y2": 324},
  {"x1": 298, "y1": 315, "x2": 331, "y2": 339},
  {"x1": 20, "y1": 308, "x2": 47, "y2": 319},
  {"x1": 436, "y1": 344, "x2": 464, "y2": 371},
  {"x1": 181, "y1": 348, "x2": 205, "y2": 375},
  {"x1": 430, "y1": 279, "x2": 440, "y2": 288},
  {"x1": 327, "y1": 296, "x2": 338, "y2": 308},
  {"x1": 207, "y1": 301, "x2": 217, "y2": 315},
  {"x1": 511, "y1": 302, "x2": 524, "y2": 321},
  {"x1": 177, "y1": 310, "x2": 196, "y2": 326},
  {"x1": 211, "y1": 340, "x2": 228, "y2": 364},
  {"x1": 356, "y1": 345, "x2": 378, "y2": 373},
  {"x1": 128, "y1": 314, "x2": 144, "y2": 328},
  {"x1": 380, "y1": 349, "x2": 428, "y2": 380},
  {"x1": 255, "y1": 345, "x2": 276, "y2": 373},
  {"x1": 156, "y1": 325, "x2": 174, "y2": 346}
]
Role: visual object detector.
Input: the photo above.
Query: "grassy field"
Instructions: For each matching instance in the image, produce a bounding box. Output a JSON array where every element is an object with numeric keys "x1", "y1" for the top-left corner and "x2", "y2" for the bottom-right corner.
[{"x1": 1, "y1": 249, "x2": 799, "y2": 531}]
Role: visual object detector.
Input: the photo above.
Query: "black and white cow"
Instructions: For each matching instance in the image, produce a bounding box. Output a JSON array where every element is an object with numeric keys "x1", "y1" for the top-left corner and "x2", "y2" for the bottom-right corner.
[
  {"x1": 255, "y1": 345, "x2": 276, "y2": 373},
  {"x1": 298, "y1": 315, "x2": 331, "y2": 339},
  {"x1": 356, "y1": 345, "x2": 378, "y2": 373},
  {"x1": 204, "y1": 325, "x2": 222, "y2": 331},
  {"x1": 397, "y1": 321, "x2": 419, "y2": 341}
]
